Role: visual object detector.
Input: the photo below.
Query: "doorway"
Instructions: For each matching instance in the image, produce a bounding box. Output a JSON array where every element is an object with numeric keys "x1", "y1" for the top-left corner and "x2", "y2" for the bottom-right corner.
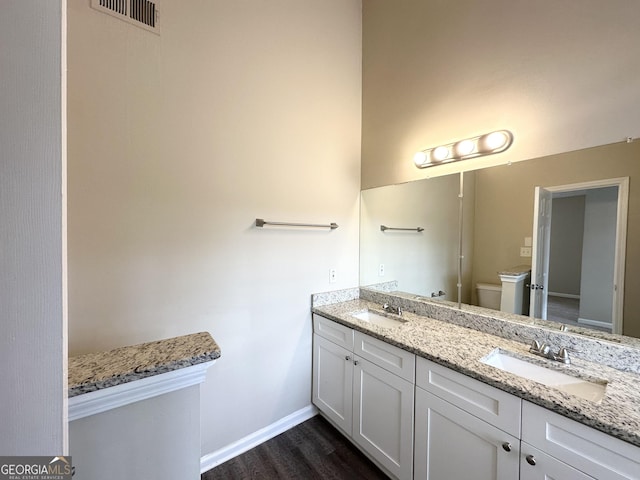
[{"x1": 530, "y1": 178, "x2": 628, "y2": 334}]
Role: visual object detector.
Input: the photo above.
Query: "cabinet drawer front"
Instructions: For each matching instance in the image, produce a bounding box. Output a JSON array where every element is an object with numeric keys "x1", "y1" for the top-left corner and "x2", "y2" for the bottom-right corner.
[
  {"x1": 520, "y1": 443, "x2": 595, "y2": 480},
  {"x1": 416, "y1": 357, "x2": 521, "y2": 436},
  {"x1": 313, "y1": 314, "x2": 354, "y2": 350},
  {"x1": 354, "y1": 331, "x2": 415, "y2": 382},
  {"x1": 522, "y1": 401, "x2": 640, "y2": 480}
]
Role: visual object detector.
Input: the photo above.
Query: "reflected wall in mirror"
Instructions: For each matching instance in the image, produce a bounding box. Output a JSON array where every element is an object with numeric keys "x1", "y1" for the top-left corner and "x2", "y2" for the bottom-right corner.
[
  {"x1": 360, "y1": 173, "x2": 471, "y2": 300},
  {"x1": 359, "y1": 140, "x2": 640, "y2": 339},
  {"x1": 470, "y1": 141, "x2": 639, "y2": 338}
]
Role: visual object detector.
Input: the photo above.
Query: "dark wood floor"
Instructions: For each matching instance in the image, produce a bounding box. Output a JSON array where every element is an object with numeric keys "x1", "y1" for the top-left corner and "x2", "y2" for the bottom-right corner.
[{"x1": 201, "y1": 415, "x2": 389, "y2": 480}]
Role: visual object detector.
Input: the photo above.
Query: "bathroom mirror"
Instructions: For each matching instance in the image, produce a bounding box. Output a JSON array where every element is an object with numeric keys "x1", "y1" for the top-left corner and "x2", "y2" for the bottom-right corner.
[
  {"x1": 359, "y1": 140, "x2": 640, "y2": 340},
  {"x1": 360, "y1": 173, "x2": 462, "y2": 298}
]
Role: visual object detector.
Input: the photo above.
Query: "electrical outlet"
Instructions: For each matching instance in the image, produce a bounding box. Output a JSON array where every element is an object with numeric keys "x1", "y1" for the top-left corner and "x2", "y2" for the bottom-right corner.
[
  {"x1": 520, "y1": 247, "x2": 532, "y2": 257},
  {"x1": 329, "y1": 268, "x2": 337, "y2": 283},
  {"x1": 378, "y1": 264, "x2": 385, "y2": 276}
]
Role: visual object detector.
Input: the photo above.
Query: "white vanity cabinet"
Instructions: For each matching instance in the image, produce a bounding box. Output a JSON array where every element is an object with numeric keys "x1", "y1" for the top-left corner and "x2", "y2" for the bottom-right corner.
[
  {"x1": 415, "y1": 357, "x2": 640, "y2": 480},
  {"x1": 414, "y1": 357, "x2": 522, "y2": 480},
  {"x1": 311, "y1": 311, "x2": 640, "y2": 480},
  {"x1": 312, "y1": 314, "x2": 415, "y2": 480}
]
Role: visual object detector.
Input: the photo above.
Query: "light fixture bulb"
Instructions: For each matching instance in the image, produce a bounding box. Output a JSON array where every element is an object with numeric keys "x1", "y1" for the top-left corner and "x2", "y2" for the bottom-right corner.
[
  {"x1": 432, "y1": 146, "x2": 449, "y2": 161},
  {"x1": 413, "y1": 130, "x2": 513, "y2": 169},
  {"x1": 413, "y1": 151, "x2": 427, "y2": 166},
  {"x1": 485, "y1": 131, "x2": 508, "y2": 151},
  {"x1": 455, "y1": 139, "x2": 475, "y2": 157}
]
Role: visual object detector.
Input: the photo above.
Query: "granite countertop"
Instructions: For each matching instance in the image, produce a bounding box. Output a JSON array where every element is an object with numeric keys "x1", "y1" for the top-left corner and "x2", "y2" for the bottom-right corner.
[
  {"x1": 313, "y1": 298, "x2": 640, "y2": 448},
  {"x1": 68, "y1": 332, "x2": 221, "y2": 398},
  {"x1": 498, "y1": 264, "x2": 531, "y2": 276}
]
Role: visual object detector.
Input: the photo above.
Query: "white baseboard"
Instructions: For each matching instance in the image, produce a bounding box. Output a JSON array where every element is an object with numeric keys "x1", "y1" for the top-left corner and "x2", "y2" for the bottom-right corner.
[
  {"x1": 548, "y1": 292, "x2": 580, "y2": 300},
  {"x1": 200, "y1": 404, "x2": 318, "y2": 474},
  {"x1": 578, "y1": 317, "x2": 613, "y2": 329}
]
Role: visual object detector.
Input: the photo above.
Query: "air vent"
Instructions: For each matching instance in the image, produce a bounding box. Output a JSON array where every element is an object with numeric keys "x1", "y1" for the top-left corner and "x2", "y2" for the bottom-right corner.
[{"x1": 91, "y1": 0, "x2": 160, "y2": 35}]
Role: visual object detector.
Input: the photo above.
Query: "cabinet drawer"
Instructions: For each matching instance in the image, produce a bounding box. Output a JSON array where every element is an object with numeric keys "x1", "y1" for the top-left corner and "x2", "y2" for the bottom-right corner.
[
  {"x1": 416, "y1": 356, "x2": 521, "y2": 437},
  {"x1": 354, "y1": 331, "x2": 415, "y2": 382},
  {"x1": 313, "y1": 314, "x2": 354, "y2": 350},
  {"x1": 522, "y1": 401, "x2": 640, "y2": 480},
  {"x1": 520, "y1": 443, "x2": 595, "y2": 480}
]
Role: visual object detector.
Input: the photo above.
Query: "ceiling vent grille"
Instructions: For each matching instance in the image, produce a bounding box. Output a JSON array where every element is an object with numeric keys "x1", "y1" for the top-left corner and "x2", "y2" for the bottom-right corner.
[{"x1": 91, "y1": 0, "x2": 160, "y2": 35}]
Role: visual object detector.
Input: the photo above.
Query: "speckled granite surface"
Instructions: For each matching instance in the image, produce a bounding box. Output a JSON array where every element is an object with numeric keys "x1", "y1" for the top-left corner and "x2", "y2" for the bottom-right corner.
[
  {"x1": 361, "y1": 287, "x2": 640, "y2": 372},
  {"x1": 68, "y1": 332, "x2": 221, "y2": 398},
  {"x1": 312, "y1": 294, "x2": 640, "y2": 448},
  {"x1": 498, "y1": 264, "x2": 531, "y2": 276}
]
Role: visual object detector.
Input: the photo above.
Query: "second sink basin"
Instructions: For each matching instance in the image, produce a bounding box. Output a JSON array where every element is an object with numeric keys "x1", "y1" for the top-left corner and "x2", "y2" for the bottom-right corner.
[
  {"x1": 351, "y1": 309, "x2": 407, "y2": 328},
  {"x1": 481, "y1": 349, "x2": 608, "y2": 403}
]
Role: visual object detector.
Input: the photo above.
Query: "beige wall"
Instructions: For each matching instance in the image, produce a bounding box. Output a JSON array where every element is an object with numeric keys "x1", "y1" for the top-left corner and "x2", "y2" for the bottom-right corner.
[
  {"x1": 362, "y1": 0, "x2": 640, "y2": 188},
  {"x1": 67, "y1": 0, "x2": 361, "y2": 458},
  {"x1": 471, "y1": 141, "x2": 640, "y2": 337}
]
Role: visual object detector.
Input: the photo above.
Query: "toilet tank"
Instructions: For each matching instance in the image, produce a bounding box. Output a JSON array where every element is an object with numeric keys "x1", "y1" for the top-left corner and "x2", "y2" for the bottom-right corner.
[{"x1": 476, "y1": 283, "x2": 502, "y2": 310}]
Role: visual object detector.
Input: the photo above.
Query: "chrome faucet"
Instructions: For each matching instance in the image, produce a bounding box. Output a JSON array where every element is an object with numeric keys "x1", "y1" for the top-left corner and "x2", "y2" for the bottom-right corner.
[
  {"x1": 529, "y1": 340, "x2": 572, "y2": 364},
  {"x1": 382, "y1": 303, "x2": 403, "y2": 316}
]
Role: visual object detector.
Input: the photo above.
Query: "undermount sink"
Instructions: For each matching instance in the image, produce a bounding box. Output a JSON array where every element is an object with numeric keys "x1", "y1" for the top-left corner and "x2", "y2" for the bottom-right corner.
[
  {"x1": 481, "y1": 349, "x2": 608, "y2": 403},
  {"x1": 351, "y1": 309, "x2": 407, "y2": 328}
]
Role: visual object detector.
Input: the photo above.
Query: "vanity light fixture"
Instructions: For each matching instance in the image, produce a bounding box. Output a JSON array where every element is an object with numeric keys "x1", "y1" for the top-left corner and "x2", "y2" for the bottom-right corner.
[{"x1": 413, "y1": 130, "x2": 514, "y2": 169}]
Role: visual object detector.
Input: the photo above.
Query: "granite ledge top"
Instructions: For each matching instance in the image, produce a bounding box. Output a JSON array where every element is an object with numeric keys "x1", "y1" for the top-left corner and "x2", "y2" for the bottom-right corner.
[
  {"x1": 498, "y1": 264, "x2": 532, "y2": 276},
  {"x1": 68, "y1": 332, "x2": 221, "y2": 398},
  {"x1": 312, "y1": 299, "x2": 640, "y2": 448}
]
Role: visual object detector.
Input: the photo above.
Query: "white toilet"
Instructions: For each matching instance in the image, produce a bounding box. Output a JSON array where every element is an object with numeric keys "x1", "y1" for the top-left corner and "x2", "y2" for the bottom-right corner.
[{"x1": 476, "y1": 283, "x2": 502, "y2": 310}]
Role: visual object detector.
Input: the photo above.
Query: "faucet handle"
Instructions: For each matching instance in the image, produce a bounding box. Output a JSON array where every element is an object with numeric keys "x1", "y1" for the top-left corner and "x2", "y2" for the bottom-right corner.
[
  {"x1": 529, "y1": 340, "x2": 542, "y2": 352},
  {"x1": 556, "y1": 347, "x2": 572, "y2": 364},
  {"x1": 556, "y1": 347, "x2": 582, "y2": 363}
]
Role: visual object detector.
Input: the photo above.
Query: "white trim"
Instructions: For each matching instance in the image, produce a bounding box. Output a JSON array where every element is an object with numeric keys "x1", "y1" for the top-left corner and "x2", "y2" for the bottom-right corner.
[
  {"x1": 200, "y1": 404, "x2": 318, "y2": 474},
  {"x1": 68, "y1": 361, "x2": 215, "y2": 421},
  {"x1": 578, "y1": 317, "x2": 613, "y2": 330},
  {"x1": 545, "y1": 177, "x2": 628, "y2": 335},
  {"x1": 548, "y1": 292, "x2": 580, "y2": 300}
]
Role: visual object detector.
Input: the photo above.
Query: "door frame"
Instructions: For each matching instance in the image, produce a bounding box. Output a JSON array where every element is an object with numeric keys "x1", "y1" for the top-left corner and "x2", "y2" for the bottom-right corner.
[
  {"x1": 530, "y1": 186, "x2": 553, "y2": 320},
  {"x1": 535, "y1": 177, "x2": 628, "y2": 334}
]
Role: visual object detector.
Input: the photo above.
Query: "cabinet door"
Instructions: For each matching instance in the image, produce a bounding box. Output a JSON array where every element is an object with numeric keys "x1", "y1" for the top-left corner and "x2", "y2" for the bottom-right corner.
[
  {"x1": 312, "y1": 334, "x2": 353, "y2": 434},
  {"x1": 353, "y1": 357, "x2": 414, "y2": 480},
  {"x1": 520, "y1": 444, "x2": 594, "y2": 480},
  {"x1": 414, "y1": 387, "x2": 520, "y2": 480}
]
